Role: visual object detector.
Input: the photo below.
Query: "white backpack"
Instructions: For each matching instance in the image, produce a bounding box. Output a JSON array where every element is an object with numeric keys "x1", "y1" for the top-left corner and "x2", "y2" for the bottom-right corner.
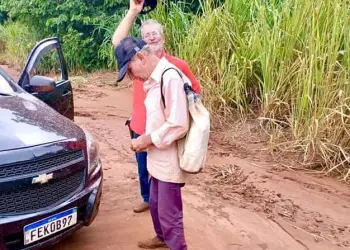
[{"x1": 161, "y1": 67, "x2": 210, "y2": 174}]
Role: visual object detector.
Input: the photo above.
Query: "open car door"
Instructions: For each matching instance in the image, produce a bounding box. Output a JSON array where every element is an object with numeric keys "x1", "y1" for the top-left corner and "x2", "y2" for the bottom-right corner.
[{"x1": 18, "y1": 37, "x2": 74, "y2": 121}]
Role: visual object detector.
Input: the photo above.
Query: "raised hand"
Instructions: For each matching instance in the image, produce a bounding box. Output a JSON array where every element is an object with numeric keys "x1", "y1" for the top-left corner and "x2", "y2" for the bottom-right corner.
[{"x1": 129, "y1": 0, "x2": 145, "y2": 14}]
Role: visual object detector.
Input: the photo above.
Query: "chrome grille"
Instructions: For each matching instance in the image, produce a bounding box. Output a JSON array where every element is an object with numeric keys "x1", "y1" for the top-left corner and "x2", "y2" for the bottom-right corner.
[
  {"x1": 0, "y1": 150, "x2": 83, "y2": 179},
  {"x1": 0, "y1": 169, "x2": 84, "y2": 215}
]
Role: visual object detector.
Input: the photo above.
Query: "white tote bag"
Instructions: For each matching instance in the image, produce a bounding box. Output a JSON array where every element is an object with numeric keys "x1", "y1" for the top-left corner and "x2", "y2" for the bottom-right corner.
[{"x1": 161, "y1": 67, "x2": 210, "y2": 174}]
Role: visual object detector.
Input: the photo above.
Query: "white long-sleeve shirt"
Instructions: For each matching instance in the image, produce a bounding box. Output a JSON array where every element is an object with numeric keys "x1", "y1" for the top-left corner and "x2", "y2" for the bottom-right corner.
[{"x1": 144, "y1": 57, "x2": 190, "y2": 184}]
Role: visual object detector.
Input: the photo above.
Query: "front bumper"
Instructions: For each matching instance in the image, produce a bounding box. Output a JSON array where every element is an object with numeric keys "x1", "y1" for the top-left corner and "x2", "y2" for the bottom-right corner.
[{"x1": 0, "y1": 164, "x2": 103, "y2": 250}]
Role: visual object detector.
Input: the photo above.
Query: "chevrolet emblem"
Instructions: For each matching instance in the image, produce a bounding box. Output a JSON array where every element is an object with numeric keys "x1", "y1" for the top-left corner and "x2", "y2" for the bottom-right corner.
[{"x1": 32, "y1": 173, "x2": 53, "y2": 184}]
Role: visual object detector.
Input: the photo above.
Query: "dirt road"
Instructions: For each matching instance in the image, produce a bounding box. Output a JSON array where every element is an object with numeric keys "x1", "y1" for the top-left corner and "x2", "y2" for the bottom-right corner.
[{"x1": 3, "y1": 67, "x2": 350, "y2": 249}]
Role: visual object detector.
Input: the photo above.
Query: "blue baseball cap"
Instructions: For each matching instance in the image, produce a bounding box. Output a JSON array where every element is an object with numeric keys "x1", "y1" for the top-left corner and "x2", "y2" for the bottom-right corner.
[{"x1": 114, "y1": 37, "x2": 147, "y2": 82}]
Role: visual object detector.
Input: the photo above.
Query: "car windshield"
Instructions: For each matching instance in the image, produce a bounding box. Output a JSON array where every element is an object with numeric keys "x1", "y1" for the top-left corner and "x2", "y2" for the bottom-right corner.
[{"x1": 0, "y1": 72, "x2": 16, "y2": 95}]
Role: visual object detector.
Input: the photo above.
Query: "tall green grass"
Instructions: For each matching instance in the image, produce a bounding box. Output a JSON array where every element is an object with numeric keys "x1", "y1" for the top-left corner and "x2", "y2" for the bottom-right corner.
[
  {"x1": 94, "y1": 12, "x2": 141, "y2": 71},
  {"x1": 0, "y1": 21, "x2": 39, "y2": 68},
  {"x1": 150, "y1": 0, "x2": 350, "y2": 180}
]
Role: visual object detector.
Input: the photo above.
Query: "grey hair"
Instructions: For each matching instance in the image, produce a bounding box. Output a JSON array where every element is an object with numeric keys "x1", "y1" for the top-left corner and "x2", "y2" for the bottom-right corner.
[{"x1": 140, "y1": 19, "x2": 164, "y2": 36}]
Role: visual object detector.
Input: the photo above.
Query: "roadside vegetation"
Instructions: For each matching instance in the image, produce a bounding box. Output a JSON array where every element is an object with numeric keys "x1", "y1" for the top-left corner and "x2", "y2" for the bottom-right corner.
[{"x1": 1, "y1": 0, "x2": 350, "y2": 181}]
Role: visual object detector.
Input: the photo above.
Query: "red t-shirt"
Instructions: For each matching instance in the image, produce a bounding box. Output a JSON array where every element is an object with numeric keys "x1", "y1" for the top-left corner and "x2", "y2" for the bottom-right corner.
[{"x1": 130, "y1": 52, "x2": 201, "y2": 135}]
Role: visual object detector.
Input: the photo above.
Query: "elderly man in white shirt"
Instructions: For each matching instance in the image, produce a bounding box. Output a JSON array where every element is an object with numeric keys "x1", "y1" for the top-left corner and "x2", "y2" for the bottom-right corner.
[{"x1": 115, "y1": 36, "x2": 190, "y2": 250}]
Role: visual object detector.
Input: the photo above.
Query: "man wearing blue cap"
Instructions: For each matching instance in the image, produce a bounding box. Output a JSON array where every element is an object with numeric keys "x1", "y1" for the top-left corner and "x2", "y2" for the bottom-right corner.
[
  {"x1": 113, "y1": 0, "x2": 201, "y2": 215},
  {"x1": 115, "y1": 36, "x2": 189, "y2": 249}
]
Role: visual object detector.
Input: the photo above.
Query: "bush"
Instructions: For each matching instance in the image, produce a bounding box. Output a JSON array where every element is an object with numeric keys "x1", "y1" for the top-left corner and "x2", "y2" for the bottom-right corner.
[
  {"x1": 0, "y1": 21, "x2": 39, "y2": 68},
  {"x1": 0, "y1": 11, "x2": 7, "y2": 24},
  {"x1": 0, "y1": 0, "x2": 221, "y2": 72},
  {"x1": 0, "y1": 0, "x2": 130, "y2": 72}
]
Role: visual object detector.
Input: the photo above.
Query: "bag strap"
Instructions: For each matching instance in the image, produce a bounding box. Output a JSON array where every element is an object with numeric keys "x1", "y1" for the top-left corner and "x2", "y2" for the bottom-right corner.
[{"x1": 160, "y1": 67, "x2": 183, "y2": 109}]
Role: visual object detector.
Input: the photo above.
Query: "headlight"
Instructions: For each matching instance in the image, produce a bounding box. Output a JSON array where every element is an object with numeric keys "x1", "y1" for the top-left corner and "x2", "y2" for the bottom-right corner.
[{"x1": 84, "y1": 129, "x2": 100, "y2": 175}]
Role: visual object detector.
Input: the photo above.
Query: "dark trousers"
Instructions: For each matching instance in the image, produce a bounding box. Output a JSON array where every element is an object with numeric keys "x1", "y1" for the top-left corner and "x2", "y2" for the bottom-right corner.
[
  {"x1": 132, "y1": 132, "x2": 151, "y2": 203},
  {"x1": 150, "y1": 177, "x2": 187, "y2": 250}
]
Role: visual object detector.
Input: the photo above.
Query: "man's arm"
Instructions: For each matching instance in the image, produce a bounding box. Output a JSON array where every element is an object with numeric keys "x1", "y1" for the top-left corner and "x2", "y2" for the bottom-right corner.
[
  {"x1": 131, "y1": 74, "x2": 189, "y2": 152},
  {"x1": 111, "y1": 0, "x2": 144, "y2": 47},
  {"x1": 150, "y1": 74, "x2": 189, "y2": 149},
  {"x1": 182, "y1": 62, "x2": 201, "y2": 94}
]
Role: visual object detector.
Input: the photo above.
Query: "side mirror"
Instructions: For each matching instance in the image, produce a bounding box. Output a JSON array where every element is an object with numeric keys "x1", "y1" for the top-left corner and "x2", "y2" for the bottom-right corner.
[{"x1": 29, "y1": 75, "x2": 55, "y2": 93}]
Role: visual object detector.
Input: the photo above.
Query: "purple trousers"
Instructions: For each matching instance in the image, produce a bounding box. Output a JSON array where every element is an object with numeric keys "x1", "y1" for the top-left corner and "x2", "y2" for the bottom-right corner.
[{"x1": 149, "y1": 177, "x2": 187, "y2": 250}]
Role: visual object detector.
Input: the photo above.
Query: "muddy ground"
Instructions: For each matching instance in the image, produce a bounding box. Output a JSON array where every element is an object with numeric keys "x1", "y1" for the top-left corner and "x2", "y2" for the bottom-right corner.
[{"x1": 3, "y1": 67, "x2": 350, "y2": 249}]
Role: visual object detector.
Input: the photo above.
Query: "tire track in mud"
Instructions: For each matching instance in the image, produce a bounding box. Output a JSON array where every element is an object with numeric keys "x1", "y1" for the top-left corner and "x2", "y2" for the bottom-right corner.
[
  {"x1": 197, "y1": 154, "x2": 350, "y2": 249},
  {"x1": 75, "y1": 108, "x2": 134, "y2": 164}
]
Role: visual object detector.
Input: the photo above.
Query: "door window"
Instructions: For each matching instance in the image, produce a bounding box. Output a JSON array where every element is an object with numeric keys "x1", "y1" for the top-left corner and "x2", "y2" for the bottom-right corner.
[
  {"x1": 18, "y1": 38, "x2": 68, "y2": 89},
  {"x1": 29, "y1": 49, "x2": 62, "y2": 83}
]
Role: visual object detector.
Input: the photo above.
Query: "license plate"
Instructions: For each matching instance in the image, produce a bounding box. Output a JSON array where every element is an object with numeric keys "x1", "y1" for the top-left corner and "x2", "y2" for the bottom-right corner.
[{"x1": 24, "y1": 207, "x2": 78, "y2": 245}]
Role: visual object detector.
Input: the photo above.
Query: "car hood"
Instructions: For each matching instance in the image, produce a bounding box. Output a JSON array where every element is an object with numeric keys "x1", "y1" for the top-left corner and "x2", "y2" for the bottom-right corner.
[{"x1": 0, "y1": 92, "x2": 85, "y2": 152}]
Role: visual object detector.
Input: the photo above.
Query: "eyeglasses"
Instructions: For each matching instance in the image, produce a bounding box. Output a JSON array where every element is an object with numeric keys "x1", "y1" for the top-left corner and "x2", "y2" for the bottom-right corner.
[{"x1": 143, "y1": 31, "x2": 161, "y2": 40}]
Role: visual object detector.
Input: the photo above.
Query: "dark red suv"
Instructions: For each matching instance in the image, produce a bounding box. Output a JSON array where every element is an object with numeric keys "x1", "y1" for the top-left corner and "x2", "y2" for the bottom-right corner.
[{"x1": 0, "y1": 37, "x2": 103, "y2": 249}]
